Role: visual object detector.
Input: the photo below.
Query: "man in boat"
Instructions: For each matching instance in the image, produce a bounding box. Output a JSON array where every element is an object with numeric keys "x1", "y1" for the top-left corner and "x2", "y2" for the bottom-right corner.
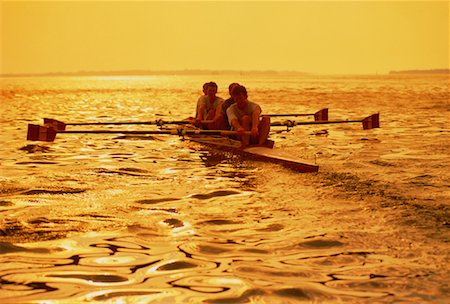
[
  {"x1": 185, "y1": 82, "x2": 209, "y2": 122},
  {"x1": 219, "y1": 82, "x2": 240, "y2": 130},
  {"x1": 226, "y1": 85, "x2": 271, "y2": 147},
  {"x1": 194, "y1": 81, "x2": 224, "y2": 130}
]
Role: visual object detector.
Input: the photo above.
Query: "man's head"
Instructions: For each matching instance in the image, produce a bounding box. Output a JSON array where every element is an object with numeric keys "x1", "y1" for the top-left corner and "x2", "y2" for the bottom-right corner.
[
  {"x1": 231, "y1": 85, "x2": 248, "y2": 108},
  {"x1": 205, "y1": 82, "x2": 218, "y2": 99},
  {"x1": 228, "y1": 82, "x2": 240, "y2": 96},
  {"x1": 202, "y1": 82, "x2": 209, "y2": 94}
]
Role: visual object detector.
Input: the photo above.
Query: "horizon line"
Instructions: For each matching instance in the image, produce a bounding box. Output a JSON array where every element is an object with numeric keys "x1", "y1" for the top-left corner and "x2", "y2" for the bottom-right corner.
[{"x1": 1, "y1": 68, "x2": 449, "y2": 78}]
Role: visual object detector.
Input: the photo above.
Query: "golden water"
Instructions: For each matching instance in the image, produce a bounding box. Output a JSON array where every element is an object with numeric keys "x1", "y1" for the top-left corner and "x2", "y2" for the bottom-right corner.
[{"x1": 0, "y1": 74, "x2": 449, "y2": 303}]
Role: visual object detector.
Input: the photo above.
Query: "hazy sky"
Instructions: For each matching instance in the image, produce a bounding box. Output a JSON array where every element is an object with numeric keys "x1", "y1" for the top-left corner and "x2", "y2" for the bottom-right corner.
[{"x1": 1, "y1": 1, "x2": 449, "y2": 75}]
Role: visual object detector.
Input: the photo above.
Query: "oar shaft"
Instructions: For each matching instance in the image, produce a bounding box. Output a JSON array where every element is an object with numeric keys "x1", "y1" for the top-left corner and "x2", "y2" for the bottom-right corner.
[
  {"x1": 264, "y1": 108, "x2": 328, "y2": 121},
  {"x1": 44, "y1": 118, "x2": 215, "y2": 131},
  {"x1": 265, "y1": 113, "x2": 313, "y2": 117},
  {"x1": 65, "y1": 120, "x2": 191, "y2": 126},
  {"x1": 59, "y1": 129, "x2": 249, "y2": 136},
  {"x1": 295, "y1": 119, "x2": 363, "y2": 126},
  {"x1": 271, "y1": 119, "x2": 361, "y2": 127},
  {"x1": 27, "y1": 124, "x2": 252, "y2": 141},
  {"x1": 59, "y1": 130, "x2": 174, "y2": 135},
  {"x1": 271, "y1": 113, "x2": 379, "y2": 129}
]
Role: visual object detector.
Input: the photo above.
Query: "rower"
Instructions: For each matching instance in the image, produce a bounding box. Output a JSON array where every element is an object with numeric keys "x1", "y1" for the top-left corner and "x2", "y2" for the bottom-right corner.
[
  {"x1": 226, "y1": 85, "x2": 271, "y2": 147},
  {"x1": 218, "y1": 82, "x2": 240, "y2": 130},
  {"x1": 194, "y1": 81, "x2": 224, "y2": 130}
]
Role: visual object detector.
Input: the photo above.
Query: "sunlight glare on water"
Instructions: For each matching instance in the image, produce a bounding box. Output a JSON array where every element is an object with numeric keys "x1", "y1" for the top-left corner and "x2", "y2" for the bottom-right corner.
[{"x1": 0, "y1": 73, "x2": 449, "y2": 303}]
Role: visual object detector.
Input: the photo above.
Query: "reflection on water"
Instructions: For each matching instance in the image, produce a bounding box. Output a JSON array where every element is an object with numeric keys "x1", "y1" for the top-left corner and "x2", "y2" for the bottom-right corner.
[
  {"x1": 0, "y1": 74, "x2": 449, "y2": 302},
  {"x1": 0, "y1": 228, "x2": 444, "y2": 303}
]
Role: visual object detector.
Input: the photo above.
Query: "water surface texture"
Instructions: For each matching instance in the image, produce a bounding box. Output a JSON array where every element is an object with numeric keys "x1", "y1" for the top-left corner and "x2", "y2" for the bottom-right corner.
[{"x1": 0, "y1": 74, "x2": 449, "y2": 303}]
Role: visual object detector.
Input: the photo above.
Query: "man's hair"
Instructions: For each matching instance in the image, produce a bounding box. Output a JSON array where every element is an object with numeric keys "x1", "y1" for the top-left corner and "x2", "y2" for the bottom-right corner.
[
  {"x1": 231, "y1": 85, "x2": 247, "y2": 96},
  {"x1": 206, "y1": 81, "x2": 218, "y2": 90},
  {"x1": 228, "y1": 82, "x2": 239, "y2": 94}
]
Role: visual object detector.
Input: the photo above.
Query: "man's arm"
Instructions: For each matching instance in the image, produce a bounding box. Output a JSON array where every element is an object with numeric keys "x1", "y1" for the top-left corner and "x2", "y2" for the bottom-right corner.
[
  {"x1": 251, "y1": 105, "x2": 262, "y2": 135},
  {"x1": 227, "y1": 107, "x2": 244, "y2": 132},
  {"x1": 212, "y1": 100, "x2": 224, "y2": 122},
  {"x1": 196, "y1": 97, "x2": 206, "y2": 121}
]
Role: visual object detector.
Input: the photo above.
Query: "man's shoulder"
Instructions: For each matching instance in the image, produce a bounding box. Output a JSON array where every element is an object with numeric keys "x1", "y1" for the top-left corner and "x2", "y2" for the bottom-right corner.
[
  {"x1": 222, "y1": 98, "x2": 234, "y2": 107},
  {"x1": 227, "y1": 103, "x2": 237, "y2": 111},
  {"x1": 248, "y1": 100, "x2": 261, "y2": 108},
  {"x1": 197, "y1": 95, "x2": 208, "y2": 103}
]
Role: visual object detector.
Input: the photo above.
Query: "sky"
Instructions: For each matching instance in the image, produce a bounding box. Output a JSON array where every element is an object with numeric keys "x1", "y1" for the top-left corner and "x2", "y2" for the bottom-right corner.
[{"x1": 1, "y1": 0, "x2": 449, "y2": 75}]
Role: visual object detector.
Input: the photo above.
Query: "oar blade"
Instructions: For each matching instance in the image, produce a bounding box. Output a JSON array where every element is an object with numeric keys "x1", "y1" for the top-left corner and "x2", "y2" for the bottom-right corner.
[
  {"x1": 27, "y1": 124, "x2": 57, "y2": 142},
  {"x1": 44, "y1": 118, "x2": 66, "y2": 131},
  {"x1": 314, "y1": 108, "x2": 328, "y2": 121},
  {"x1": 362, "y1": 113, "x2": 380, "y2": 129}
]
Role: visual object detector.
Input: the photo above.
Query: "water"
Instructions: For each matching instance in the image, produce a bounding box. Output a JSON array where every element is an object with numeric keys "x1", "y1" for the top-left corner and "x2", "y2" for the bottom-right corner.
[{"x1": 0, "y1": 74, "x2": 449, "y2": 303}]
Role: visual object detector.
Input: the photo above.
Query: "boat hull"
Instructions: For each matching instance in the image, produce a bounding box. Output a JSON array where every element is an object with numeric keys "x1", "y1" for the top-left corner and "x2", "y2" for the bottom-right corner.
[
  {"x1": 187, "y1": 135, "x2": 319, "y2": 173},
  {"x1": 242, "y1": 146, "x2": 319, "y2": 173}
]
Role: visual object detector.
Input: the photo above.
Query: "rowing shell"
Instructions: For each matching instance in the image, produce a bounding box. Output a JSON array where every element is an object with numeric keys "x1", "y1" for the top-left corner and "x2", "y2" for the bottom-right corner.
[{"x1": 187, "y1": 135, "x2": 319, "y2": 173}]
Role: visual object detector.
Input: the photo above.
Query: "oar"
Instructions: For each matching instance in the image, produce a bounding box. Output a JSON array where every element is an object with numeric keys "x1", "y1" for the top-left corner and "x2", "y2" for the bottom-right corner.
[
  {"x1": 43, "y1": 109, "x2": 328, "y2": 131},
  {"x1": 43, "y1": 118, "x2": 205, "y2": 131},
  {"x1": 271, "y1": 113, "x2": 380, "y2": 130},
  {"x1": 264, "y1": 108, "x2": 328, "y2": 121},
  {"x1": 27, "y1": 124, "x2": 251, "y2": 142}
]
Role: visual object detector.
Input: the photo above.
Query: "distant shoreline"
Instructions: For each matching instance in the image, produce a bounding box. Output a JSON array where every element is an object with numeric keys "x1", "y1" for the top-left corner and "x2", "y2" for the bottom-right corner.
[
  {"x1": 0, "y1": 70, "x2": 310, "y2": 78},
  {"x1": 389, "y1": 69, "x2": 449, "y2": 75},
  {"x1": 1, "y1": 69, "x2": 448, "y2": 78}
]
